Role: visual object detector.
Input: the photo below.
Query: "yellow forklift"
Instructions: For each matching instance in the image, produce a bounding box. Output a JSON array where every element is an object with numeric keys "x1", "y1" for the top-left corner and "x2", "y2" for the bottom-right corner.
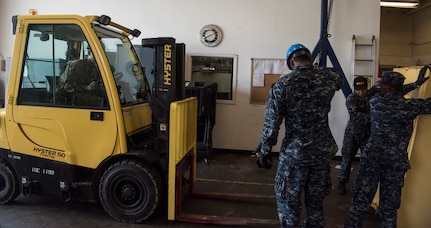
[{"x1": 0, "y1": 13, "x2": 277, "y2": 225}]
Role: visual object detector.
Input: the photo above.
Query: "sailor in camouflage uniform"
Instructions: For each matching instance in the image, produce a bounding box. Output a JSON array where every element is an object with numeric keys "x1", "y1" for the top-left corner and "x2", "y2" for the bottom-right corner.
[
  {"x1": 337, "y1": 70, "x2": 428, "y2": 194},
  {"x1": 60, "y1": 48, "x2": 101, "y2": 94},
  {"x1": 337, "y1": 76, "x2": 370, "y2": 194},
  {"x1": 345, "y1": 66, "x2": 431, "y2": 228},
  {"x1": 256, "y1": 44, "x2": 342, "y2": 227}
]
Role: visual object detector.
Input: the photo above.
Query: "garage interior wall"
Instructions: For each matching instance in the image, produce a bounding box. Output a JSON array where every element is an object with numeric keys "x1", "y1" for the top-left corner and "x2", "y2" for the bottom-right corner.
[
  {"x1": 0, "y1": 0, "x2": 387, "y2": 153},
  {"x1": 380, "y1": 2, "x2": 431, "y2": 69},
  {"x1": 412, "y1": 4, "x2": 431, "y2": 66}
]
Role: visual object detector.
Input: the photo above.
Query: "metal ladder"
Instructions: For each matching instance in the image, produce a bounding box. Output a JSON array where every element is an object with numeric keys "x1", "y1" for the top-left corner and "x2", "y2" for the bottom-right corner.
[{"x1": 351, "y1": 35, "x2": 376, "y2": 89}]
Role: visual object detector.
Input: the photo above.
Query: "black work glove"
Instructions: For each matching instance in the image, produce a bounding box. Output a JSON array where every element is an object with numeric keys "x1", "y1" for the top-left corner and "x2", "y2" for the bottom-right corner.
[
  {"x1": 415, "y1": 65, "x2": 430, "y2": 86},
  {"x1": 256, "y1": 152, "x2": 273, "y2": 169}
]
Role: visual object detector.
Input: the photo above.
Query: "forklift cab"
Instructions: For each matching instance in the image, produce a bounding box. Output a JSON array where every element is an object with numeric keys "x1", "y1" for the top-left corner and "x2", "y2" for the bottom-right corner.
[{"x1": 7, "y1": 15, "x2": 154, "y2": 178}]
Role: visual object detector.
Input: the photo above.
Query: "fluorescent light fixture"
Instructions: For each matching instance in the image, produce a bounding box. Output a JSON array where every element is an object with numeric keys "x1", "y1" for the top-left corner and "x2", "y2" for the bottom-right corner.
[{"x1": 380, "y1": 0, "x2": 419, "y2": 8}]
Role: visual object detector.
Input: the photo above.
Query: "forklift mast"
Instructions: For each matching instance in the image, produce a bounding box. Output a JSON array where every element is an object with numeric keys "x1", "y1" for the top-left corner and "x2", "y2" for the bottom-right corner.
[{"x1": 141, "y1": 38, "x2": 186, "y2": 155}]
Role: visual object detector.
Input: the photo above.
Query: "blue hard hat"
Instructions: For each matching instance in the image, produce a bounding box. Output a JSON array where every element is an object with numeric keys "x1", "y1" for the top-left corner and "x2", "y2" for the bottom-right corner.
[{"x1": 286, "y1": 43, "x2": 311, "y2": 70}]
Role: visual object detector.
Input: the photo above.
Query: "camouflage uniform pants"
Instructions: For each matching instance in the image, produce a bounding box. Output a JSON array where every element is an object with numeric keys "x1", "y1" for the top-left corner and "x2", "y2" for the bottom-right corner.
[
  {"x1": 275, "y1": 161, "x2": 331, "y2": 228},
  {"x1": 344, "y1": 157, "x2": 407, "y2": 228},
  {"x1": 337, "y1": 131, "x2": 366, "y2": 183}
]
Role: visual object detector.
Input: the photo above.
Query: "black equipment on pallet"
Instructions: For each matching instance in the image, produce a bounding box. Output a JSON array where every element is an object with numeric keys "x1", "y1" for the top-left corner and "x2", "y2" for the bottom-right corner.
[{"x1": 185, "y1": 81, "x2": 217, "y2": 164}]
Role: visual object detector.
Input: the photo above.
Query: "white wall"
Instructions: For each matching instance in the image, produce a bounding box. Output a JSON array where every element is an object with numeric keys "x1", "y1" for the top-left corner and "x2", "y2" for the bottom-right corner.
[{"x1": 0, "y1": 0, "x2": 381, "y2": 153}]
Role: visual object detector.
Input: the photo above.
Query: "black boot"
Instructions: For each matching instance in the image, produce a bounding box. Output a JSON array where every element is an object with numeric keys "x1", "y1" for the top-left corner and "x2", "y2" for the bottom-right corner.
[{"x1": 337, "y1": 182, "x2": 346, "y2": 195}]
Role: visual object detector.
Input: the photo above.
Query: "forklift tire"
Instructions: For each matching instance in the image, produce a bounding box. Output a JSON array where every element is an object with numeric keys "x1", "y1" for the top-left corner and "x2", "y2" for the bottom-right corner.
[
  {"x1": 99, "y1": 159, "x2": 162, "y2": 223},
  {"x1": 0, "y1": 161, "x2": 20, "y2": 204}
]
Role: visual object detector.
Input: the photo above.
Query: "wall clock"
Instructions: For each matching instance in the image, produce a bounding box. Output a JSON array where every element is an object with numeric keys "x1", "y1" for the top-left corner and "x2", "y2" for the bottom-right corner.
[{"x1": 200, "y1": 24, "x2": 223, "y2": 47}]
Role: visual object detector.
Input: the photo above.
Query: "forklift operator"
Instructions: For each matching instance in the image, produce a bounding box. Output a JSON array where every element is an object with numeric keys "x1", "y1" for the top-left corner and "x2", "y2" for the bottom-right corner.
[{"x1": 58, "y1": 47, "x2": 105, "y2": 106}]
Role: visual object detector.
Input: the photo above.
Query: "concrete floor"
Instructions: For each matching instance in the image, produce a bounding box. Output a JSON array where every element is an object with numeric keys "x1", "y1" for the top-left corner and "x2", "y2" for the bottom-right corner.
[{"x1": 0, "y1": 150, "x2": 377, "y2": 228}]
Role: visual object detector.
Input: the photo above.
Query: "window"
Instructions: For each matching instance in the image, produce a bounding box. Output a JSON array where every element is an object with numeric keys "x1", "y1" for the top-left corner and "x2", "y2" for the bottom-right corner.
[
  {"x1": 94, "y1": 26, "x2": 150, "y2": 106},
  {"x1": 188, "y1": 54, "x2": 237, "y2": 104},
  {"x1": 18, "y1": 24, "x2": 108, "y2": 109}
]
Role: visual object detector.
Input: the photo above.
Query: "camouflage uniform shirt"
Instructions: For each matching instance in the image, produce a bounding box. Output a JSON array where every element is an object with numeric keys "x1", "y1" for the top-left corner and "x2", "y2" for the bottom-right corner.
[
  {"x1": 260, "y1": 64, "x2": 342, "y2": 165},
  {"x1": 344, "y1": 92, "x2": 370, "y2": 141},
  {"x1": 366, "y1": 91, "x2": 431, "y2": 170},
  {"x1": 60, "y1": 59, "x2": 100, "y2": 93}
]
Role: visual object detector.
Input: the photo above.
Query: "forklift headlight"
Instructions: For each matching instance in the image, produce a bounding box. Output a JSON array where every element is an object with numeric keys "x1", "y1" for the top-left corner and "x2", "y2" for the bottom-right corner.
[
  {"x1": 130, "y1": 29, "x2": 141, "y2": 38},
  {"x1": 97, "y1": 15, "x2": 111, "y2": 25}
]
